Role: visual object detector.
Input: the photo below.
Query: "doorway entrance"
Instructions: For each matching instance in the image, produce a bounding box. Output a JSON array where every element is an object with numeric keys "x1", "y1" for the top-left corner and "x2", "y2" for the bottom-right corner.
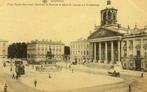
[{"x1": 135, "y1": 51, "x2": 142, "y2": 71}]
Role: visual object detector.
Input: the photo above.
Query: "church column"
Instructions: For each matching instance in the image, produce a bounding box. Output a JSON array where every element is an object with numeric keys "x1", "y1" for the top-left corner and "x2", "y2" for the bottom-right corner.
[
  {"x1": 133, "y1": 39, "x2": 136, "y2": 56},
  {"x1": 121, "y1": 41, "x2": 124, "y2": 58},
  {"x1": 106, "y1": 10, "x2": 108, "y2": 25},
  {"x1": 141, "y1": 39, "x2": 144, "y2": 69},
  {"x1": 99, "y1": 42, "x2": 102, "y2": 63},
  {"x1": 118, "y1": 41, "x2": 121, "y2": 62},
  {"x1": 126, "y1": 40, "x2": 129, "y2": 57},
  {"x1": 141, "y1": 39, "x2": 144, "y2": 57},
  {"x1": 105, "y1": 42, "x2": 108, "y2": 64},
  {"x1": 101, "y1": 12, "x2": 104, "y2": 22},
  {"x1": 111, "y1": 10, "x2": 113, "y2": 20},
  {"x1": 113, "y1": 11, "x2": 117, "y2": 22},
  {"x1": 111, "y1": 41, "x2": 114, "y2": 63},
  {"x1": 126, "y1": 40, "x2": 130, "y2": 69},
  {"x1": 94, "y1": 43, "x2": 97, "y2": 62}
]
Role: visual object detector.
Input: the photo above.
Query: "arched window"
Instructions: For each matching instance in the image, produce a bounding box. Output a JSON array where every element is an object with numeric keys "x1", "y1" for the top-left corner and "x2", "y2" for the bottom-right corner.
[
  {"x1": 108, "y1": 11, "x2": 111, "y2": 19},
  {"x1": 103, "y1": 12, "x2": 107, "y2": 20},
  {"x1": 113, "y1": 13, "x2": 116, "y2": 20}
]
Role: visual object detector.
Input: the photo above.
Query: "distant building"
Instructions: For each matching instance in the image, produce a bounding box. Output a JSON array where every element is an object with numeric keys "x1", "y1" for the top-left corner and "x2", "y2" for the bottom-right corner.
[
  {"x1": 27, "y1": 40, "x2": 65, "y2": 63},
  {"x1": 70, "y1": 38, "x2": 92, "y2": 64},
  {"x1": 0, "y1": 39, "x2": 8, "y2": 59}
]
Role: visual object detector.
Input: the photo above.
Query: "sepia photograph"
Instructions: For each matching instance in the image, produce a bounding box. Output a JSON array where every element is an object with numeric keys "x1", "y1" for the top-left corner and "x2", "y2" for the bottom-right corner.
[{"x1": 0, "y1": 0, "x2": 147, "y2": 92}]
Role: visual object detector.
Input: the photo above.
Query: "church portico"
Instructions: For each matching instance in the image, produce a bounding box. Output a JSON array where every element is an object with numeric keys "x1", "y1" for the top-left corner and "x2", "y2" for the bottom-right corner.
[{"x1": 91, "y1": 39, "x2": 121, "y2": 64}]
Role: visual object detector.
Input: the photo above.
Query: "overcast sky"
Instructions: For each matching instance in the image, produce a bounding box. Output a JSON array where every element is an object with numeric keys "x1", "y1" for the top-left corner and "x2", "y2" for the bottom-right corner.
[{"x1": 0, "y1": 0, "x2": 147, "y2": 45}]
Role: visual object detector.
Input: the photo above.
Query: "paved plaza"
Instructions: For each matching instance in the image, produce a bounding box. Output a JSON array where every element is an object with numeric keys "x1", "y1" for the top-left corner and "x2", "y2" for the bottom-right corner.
[{"x1": 0, "y1": 60, "x2": 146, "y2": 92}]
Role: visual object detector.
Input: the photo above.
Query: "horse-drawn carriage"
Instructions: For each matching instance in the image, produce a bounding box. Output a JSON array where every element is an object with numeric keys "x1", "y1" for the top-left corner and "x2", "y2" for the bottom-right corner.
[{"x1": 107, "y1": 70, "x2": 120, "y2": 77}]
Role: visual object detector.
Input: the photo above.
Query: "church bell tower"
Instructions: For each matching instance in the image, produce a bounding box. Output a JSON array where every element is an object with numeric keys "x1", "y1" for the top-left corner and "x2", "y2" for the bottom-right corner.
[{"x1": 101, "y1": 0, "x2": 118, "y2": 26}]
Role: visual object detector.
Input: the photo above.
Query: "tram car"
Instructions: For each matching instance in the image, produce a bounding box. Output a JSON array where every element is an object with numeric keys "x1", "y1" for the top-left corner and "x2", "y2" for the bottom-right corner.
[{"x1": 15, "y1": 60, "x2": 25, "y2": 76}]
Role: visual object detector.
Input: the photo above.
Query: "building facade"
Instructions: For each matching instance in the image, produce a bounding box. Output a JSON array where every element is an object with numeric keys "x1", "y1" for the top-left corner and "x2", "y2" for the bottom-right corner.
[
  {"x1": 121, "y1": 32, "x2": 147, "y2": 71},
  {"x1": 27, "y1": 40, "x2": 65, "y2": 63},
  {"x1": 70, "y1": 38, "x2": 92, "y2": 64},
  {"x1": 0, "y1": 39, "x2": 8, "y2": 59},
  {"x1": 87, "y1": 0, "x2": 147, "y2": 71}
]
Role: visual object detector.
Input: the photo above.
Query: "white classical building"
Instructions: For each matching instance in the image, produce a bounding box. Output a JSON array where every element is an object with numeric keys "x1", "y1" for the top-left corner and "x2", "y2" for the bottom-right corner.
[
  {"x1": 121, "y1": 31, "x2": 147, "y2": 70},
  {"x1": 27, "y1": 40, "x2": 65, "y2": 63},
  {"x1": 0, "y1": 39, "x2": 8, "y2": 59},
  {"x1": 70, "y1": 38, "x2": 92, "y2": 64},
  {"x1": 87, "y1": 0, "x2": 147, "y2": 71}
]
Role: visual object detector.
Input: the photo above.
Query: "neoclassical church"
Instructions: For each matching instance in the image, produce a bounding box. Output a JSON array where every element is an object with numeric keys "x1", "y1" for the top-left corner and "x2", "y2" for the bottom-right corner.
[{"x1": 88, "y1": 0, "x2": 147, "y2": 71}]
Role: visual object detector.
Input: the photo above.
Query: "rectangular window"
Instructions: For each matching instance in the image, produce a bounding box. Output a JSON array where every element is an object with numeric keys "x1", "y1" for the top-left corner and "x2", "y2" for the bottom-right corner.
[
  {"x1": 145, "y1": 63, "x2": 147, "y2": 68},
  {"x1": 84, "y1": 51, "x2": 86, "y2": 55}
]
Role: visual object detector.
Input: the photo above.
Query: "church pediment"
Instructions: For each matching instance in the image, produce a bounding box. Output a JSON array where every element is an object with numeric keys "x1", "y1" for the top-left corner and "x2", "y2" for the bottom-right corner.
[{"x1": 88, "y1": 27, "x2": 124, "y2": 39}]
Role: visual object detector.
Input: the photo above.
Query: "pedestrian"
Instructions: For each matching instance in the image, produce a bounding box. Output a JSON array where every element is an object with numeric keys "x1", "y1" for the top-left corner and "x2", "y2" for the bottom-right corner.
[
  {"x1": 34, "y1": 80, "x2": 37, "y2": 87},
  {"x1": 129, "y1": 84, "x2": 131, "y2": 92},
  {"x1": 69, "y1": 65, "x2": 71, "y2": 69},
  {"x1": 141, "y1": 69, "x2": 144, "y2": 78},
  {"x1": 16, "y1": 74, "x2": 18, "y2": 80},
  {"x1": 12, "y1": 73, "x2": 15, "y2": 79},
  {"x1": 10, "y1": 67, "x2": 12, "y2": 72},
  {"x1": 32, "y1": 65, "x2": 34, "y2": 69},
  {"x1": 141, "y1": 72, "x2": 144, "y2": 78},
  {"x1": 4, "y1": 83, "x2": 8, "y2": 92},
  {"x1": 3, "y1": 63, "x2": 6, "y2": 67},
  {"x1": 72, "y1": 69, "x2": 74, "y2": 73},
  {"x1": 49, "y1": 74, "x2": 51, "y2": 79}
]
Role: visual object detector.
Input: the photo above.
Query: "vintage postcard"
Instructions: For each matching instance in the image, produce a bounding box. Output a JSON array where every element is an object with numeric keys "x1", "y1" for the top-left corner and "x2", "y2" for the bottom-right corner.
[{"x1": 0, "y1": 0, "x2": 147, "y2": 92}]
